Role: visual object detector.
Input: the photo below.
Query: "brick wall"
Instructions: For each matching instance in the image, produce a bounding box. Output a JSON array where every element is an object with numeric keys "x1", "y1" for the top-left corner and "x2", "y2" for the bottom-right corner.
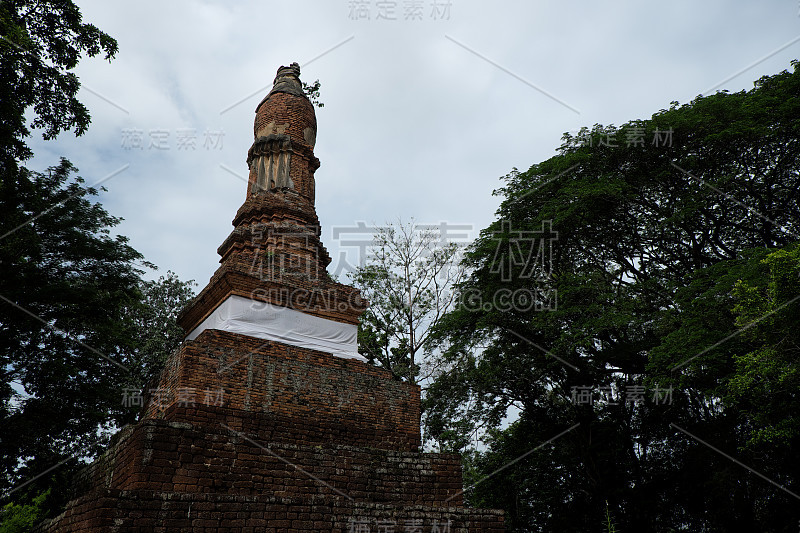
[
  {"x1": 38, "y1": 490, "x2": 505, "y2": 533},
  {"x1": 70, "y1": 417, "x2": 464, "y2": 505},
  {"x1": 143, "y1": 329, "x2": 421, "y2": 451}
]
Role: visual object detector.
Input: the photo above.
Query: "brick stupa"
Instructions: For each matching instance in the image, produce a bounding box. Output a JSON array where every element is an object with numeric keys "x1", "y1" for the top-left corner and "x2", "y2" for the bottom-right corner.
[{"x1": 39, "y1": 63, "x2": 506, "y2": 532}]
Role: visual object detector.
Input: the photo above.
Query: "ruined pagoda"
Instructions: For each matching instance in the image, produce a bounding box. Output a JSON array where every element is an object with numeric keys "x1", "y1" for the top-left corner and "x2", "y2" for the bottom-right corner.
[{"x1": 39, "y1": 63, "x2": 506, "y2": 532}]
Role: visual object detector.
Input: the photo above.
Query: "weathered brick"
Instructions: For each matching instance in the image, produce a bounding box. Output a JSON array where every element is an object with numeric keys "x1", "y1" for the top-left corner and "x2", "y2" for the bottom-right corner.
[{"x1": 38, "y1": 63, "x2": 504, "y2": 533}]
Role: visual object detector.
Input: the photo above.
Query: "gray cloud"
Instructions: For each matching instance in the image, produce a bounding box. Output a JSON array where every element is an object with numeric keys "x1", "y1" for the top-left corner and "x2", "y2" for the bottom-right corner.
[{"x1": 26, "y1": 0, "x2": 800, "y2": 286}]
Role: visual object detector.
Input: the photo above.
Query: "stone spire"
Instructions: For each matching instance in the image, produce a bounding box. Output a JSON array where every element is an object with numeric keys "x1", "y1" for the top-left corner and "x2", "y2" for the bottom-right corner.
[
  {"x1": 176, "y1": 63, "x2": 365, "y2": 338},
  {"x1": 247, "y1": 62, "x2": 319, "y2": 202},
  {"x1": 38, "y1": 65, "x2": 506, "y2": 533}
]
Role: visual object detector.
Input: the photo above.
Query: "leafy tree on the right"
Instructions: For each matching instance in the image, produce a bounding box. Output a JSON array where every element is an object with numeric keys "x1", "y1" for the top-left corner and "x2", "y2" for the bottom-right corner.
[{"x1": 425, "y1": 61, "x2": 800, "y2": 532}]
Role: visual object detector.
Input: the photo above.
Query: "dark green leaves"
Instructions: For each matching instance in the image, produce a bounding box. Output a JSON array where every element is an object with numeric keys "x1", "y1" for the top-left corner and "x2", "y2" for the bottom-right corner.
[{"x1": 426, "y1": 61, "x2": 800, "y2": 531}]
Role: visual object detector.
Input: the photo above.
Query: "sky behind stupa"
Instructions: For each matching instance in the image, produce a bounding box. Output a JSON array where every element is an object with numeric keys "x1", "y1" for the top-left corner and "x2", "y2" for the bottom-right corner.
[{"x1": 27, "y1": 0, "x2": 799, "y2": 288}]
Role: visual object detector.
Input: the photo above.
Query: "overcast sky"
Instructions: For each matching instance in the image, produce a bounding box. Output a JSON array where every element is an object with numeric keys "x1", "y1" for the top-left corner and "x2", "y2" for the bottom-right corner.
[{"x1": 27, "y1": 0, "x2": 800, "y2": 289}]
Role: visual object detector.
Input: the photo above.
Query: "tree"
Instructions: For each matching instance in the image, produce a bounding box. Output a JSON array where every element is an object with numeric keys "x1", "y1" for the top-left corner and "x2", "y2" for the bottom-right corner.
[
  {"x1": 0, "y1": 167, "x2": 196, "y2": 524},
  {"x1": 0, "y1": 160, "x2": 143, "y2": 503},
  {"x1": 301, "y1": 79, "x2": 324, "y2": 108},
  {"x1": 0, "y1": 1, "x2": 195, "y2": 526},
  {"x1": 0, "y1": 488, "x2": 49, "y2": 533},
  {"x1": 349, "y1": 221, "x2": 466, "y2": 385},
  {"x1": 128, "y1": 271, "x2": 197, "y2": 388},
  {"x1": 1, "y1": 1, "x2": 122, "y2": 504},
  {"x1": 0, "y1": 0, "x2": 117, "y2": 172},
  {"x1": 425, "y1": 61, "x2": 800, "y2": 531},
  {"x1": 727, "y1": 245, "x2": 800, "y2": 450}
]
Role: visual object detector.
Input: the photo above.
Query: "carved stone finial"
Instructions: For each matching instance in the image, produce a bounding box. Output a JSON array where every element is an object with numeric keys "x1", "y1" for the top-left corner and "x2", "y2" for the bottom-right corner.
[
  {"x1": 273, "y1": 62, "x2": 301, "y2": 85},
  {"x1": 255, "y1": 62, "x2": 307, "y2": 113}
]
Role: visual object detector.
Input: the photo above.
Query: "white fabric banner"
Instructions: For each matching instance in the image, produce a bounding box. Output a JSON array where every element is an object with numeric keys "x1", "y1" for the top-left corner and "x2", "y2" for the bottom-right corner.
[{"x1": 186, "y1": 295, "x2": 364, "y2": 361}]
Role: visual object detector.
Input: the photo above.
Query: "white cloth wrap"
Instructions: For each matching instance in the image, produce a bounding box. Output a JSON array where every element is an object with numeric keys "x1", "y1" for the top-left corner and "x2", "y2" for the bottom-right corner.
[{"x1": 186, "y1": 295, "x2": 364, "y2": 361}]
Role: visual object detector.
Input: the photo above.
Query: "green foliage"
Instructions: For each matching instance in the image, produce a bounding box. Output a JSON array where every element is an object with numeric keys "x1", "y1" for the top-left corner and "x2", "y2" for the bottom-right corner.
[
  {"x1": 0, "y1": 488, "x2": 49, "y2": 533},
  {"x1": 426, "y1": 61, "x2": 800, "y2": 531},
  {"x1": 603, "y1": 501, "x2": 617, "y2": 533},
  {"x1": 728, "y1": 245, "x2": 800, "y2": 448},
  {"x1": 0, "y1": 0, "x2": 117, "y2": 170},
  {"x1": 0, "y1": 160, "x2": 145, "y2": 495},
  {"x1": 302, "y1": 79, "x2": 324, "y2": 108},
  {"x1": 349, "y1": 221, "x2": 465, "y2": 384},
  {"x1": 0, "y1": 162, "x2": 195, "y2": 501},
  {"x1": 128, "y1": 271, "x2": 196, "y2": 387},
  {"x1": 0, "y1": 1, "x2": 194, "y2": 525}
]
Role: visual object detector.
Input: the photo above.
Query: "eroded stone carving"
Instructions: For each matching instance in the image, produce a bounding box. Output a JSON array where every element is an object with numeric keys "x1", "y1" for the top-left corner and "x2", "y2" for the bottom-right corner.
[{"x1": 248, "y1": 134, "x2": 294, "y2": 192}]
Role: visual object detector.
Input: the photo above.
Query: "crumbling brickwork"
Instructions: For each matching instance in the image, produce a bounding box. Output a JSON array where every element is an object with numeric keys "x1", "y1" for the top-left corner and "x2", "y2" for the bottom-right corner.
[
  {"x1": 40, "y1": 491, "x2": 505, "y2": 533},
  {"x1": 39, "y1": 63, "x2": 504, "y2": 532},
  {"x1": 143, "y1": 329, "x2": 422, "y2": 451},
  {"x1": 65, "y1": 416, "x2": 464, "y2": 504}
]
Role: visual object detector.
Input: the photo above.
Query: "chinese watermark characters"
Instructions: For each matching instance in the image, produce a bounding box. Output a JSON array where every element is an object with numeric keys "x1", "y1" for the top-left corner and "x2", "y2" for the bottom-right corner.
[
  {"x1": 570, "y1": 383, "x2": 673, "y2": 406},
  {"x1": 576, "y1": 127, "x2": 673, "y2": 149},
  {"x1": 121, "y1": 387, "x2": 226, "y2": 409},
  {"x1": 329, "y1": 221, "x2": 473, "y2": 279},
  {"x1": 347, "y1": 0, "x2": 452, "y2": 21},
  {"x1": 120, "y1": 128, "x2": 225, "y2": 150}
]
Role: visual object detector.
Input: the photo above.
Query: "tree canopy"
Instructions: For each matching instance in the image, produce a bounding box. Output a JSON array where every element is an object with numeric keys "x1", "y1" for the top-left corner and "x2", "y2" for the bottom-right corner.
[
  {"x1": 0, "y1": 2, "x2": 194, "y2": 527},
  {"x1": 350, "y1": 221, "x2": 465, "y2": 385},
  {"x1": 0, "y1": 0, "x2": 117, "y2": 172},
  {"x1": 425, "y1": 61, "x2": 800, "y2": 531},
  {"x1": 0, "y1": 160, "x2": 195, "y2": 508}
]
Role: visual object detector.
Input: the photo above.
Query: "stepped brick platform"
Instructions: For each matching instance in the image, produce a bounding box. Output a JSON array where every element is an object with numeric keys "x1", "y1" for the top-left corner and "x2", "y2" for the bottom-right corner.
[
  {"x1": 144, "y1": 329, "x2": 422, "y2": 451},
  {"x1": 72, "y1": 417, "x2": 464, "y2": 503},
  {"x1": 38, "y1": 63, "x2": 505, "y2": 532},
  {"x1": 41, "y1": 491, "x2": 505, "y2": 532}
]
